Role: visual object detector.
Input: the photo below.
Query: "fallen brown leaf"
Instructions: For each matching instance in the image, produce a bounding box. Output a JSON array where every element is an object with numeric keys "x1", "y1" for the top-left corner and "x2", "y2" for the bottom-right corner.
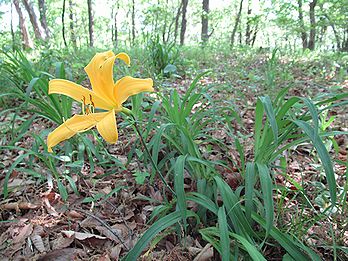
[
  {"x1": 95, "y1": 225, "x2": 123, "y2": 242},
  {"x1": 43, "y1": 197, "x2": 59, "y2": 217},
  {"x1": 193, "y1": 243, "x2": 213, "y2": 261},
  {"x1": 51, "y1": 233, "x2": 74, "y2": 250},
  {"x1": 0, "y1": 202, "x2": 40, "y2": 211},
  {"x1": 37, "y1": 248, "x2": 83, "y2": 261},
  {"x1": 67, "y1": 210, "x2": 84, "y2": 219},
  {"x1": 110, "y1": 245, "x2": 122, "y2": 260},
  {"x1": 13, "y1": 223, "x2": 33, "y2": 243},
  {"x1": 62, "y1": 230, "x2": 107, "y2": 240}
]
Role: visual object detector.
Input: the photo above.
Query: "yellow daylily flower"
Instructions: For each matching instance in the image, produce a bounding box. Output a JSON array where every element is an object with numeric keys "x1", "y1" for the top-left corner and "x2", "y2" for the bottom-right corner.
[{"x1": 47, "y1": 50, "x2": 154, "y2": 152}]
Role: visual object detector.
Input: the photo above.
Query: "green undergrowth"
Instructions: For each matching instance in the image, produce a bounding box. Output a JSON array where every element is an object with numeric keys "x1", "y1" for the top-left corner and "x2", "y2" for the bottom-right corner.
[{"x1": 0, "y1": 45, "x2": 348, "y2": 260}]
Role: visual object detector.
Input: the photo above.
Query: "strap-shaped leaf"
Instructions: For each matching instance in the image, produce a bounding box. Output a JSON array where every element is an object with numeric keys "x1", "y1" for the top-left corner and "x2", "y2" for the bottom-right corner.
[
  {"x1": 218, "y1": 207, "x2": 231, "y2": 261},
  {"x1": 256, "y1": 163, "x2": 274, "y2": 237},
  {"x1": 294, "y1": 120, "x2": 336, "y2": 204},
  {"x1": 124, "y1": 211, "x2": 195, "y2": 261}
]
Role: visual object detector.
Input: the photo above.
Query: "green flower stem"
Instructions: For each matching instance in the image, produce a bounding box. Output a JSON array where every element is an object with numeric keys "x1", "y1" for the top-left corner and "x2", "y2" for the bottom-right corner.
[
  {"x1": 121, "y1": 107, "x2": 133, "y2": 116},
  {"x1": 129, "y1": 114, "x2": 176, "y2": 197}
]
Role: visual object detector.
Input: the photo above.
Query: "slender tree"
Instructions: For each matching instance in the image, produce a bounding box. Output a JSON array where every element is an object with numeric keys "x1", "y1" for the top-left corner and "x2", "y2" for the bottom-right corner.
[
  {"x1": 251, "y1": 23, "x2": 259, "y2": 47},
  {"x1": 131, "y1": 0, "x2": 135, "y2": 45},
  {"x1": 87, "y1": 0, "x2": 94, "y2": 47},
  {"x1": 62, "y1": 0, "x2": 67, "y2": 47},
  {"x1": 308, "y1": 0, "x2": 317, "y2": 50},
  {"x1": 111, "y1": 2, "x2": 119, "y2": 48},
  {"x1": 115, "y1": 3, "x2": 119, "y2": 48},
  {"x1": 174, "y1": 1, "x2": 183, "y2": 43},
  {"x1": 13, "y1": 0, "x2": 32, "y2": 48},
  {"x1": 22, "y1": 0, "x2": 45, "y2": 40},
  {"x1": 162, "y1": 0, "x2": 168, "y2": 43},
  {"x1": 69, "y1": 0, "x2": 77, "y2": 48},
  {"x1": 160, "y1": 1, "x2": 177, "y2": 44},
  {"x1": 161, "y1": 0, "x2": 177, "y2": 44},
  {"x1": 342, "y1": 28, "x2": 348, "y2": 51},
  {"x1": 245, "y1": 0, "x2": 252, "y2": 45},
  {"x1": 230, "y1": 0, "x2": 244, "y2": 47},
  {"x1": 201, "y1": 0, "x2": 209, "y2": 44},
  {"x1": 180, "y1": 0, "x2": 188, "y2": 45},
  {"x1": 38, "y1": 0, "x2": 50, "y2": 38},
  {"x1": 239, "y1": 25, "x2": 242, "y2": 45},
  {"x1": 297, "y1": 0, "x2": 308, "y2": 49},
  {"x1": 324, "y1": 13, "x2": 340, "y2": 49},
  {"x1": 81, "y1": 9, "x2": 88, "y2": 45},
  {"x1": 10, "y1": 2, "x2": 16, "y2": 49}
]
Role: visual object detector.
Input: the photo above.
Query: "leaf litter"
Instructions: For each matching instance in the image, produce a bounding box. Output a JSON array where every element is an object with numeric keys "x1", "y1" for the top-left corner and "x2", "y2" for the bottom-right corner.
[{"x1": 0, "y1": 52, "x2": 347, "y2": 260}]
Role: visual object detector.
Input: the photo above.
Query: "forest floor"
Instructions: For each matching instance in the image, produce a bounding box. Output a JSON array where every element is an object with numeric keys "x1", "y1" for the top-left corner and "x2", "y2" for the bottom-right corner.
[{"x1": 0, "y1": 50, "x2": 347, "y2": 260}]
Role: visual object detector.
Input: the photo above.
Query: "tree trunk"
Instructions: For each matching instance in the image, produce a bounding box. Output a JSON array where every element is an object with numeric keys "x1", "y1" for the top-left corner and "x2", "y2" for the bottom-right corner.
[
  {"x1": 22, "y1": 0, "x2": 45, "y2": 40},
  {"x1": 131, "y1": 0, "x2": 135, "y2": 45},
  {"x1": 230, "y1": 0, "x2": 243, "y2": 47},
  {"x1": 251, "y1": 23, "x2": 259, "y2": 46},
  {"x1": 308, "y1": 0, "x2": 317, "y2": 50},
  {"x1": 10, "y1": 3, "x2": 16, "y2": 49},
  {"x1": 111, "y1": 6, "x2": 114, "y2": 42},
  {"x1": 38, "y1": 0, "x2": 49, "y2": 38},
  {"x1": 164, "y1": 9, "x2": 176, "y2": 44},
  {"x1": 114, "y1": 4, "x2": 119, "y2": 48},
  {"x1": 319, "y1": 26, "x2": 326, "y2": 44},
  {"x1": 245, "y1": 0, "x2": 252, "y2": 45},
  {"x1": 81, "y1": 10, "x2": 88, "y2": 46},
  {"x1": 161, "y1": 0, "x2": 176, "y2": 44},
  {"x1": 180, "y1": 0, "x2": 188, "y2": 45},
  {"x1": 69, "y1": 0, "x2": 77, "y2": 48},
  {"x1": 317, "y1": 16, "x2": 326, "y2": 45},
  {"x1": 111, "y1": 2, "x2": 119, "y2": 48},
  {"x1": 201, "y1": 0, "x2": 209, "y2": 44},
  {"x1": 162, "y1": 0, "x2": 168, "y2": 43},
  {"x1": 324, "y1": 14, "x2": 340, "y2": 49},
  {"x1": 341, "y1": 28, "x2": 348, "y2": 52},
  {"x1": 87, "y1": 0, "x2": 94, "y2": 47},
  {"x1": 13, "y1": 0, "x2": 32, "y2": 48},
  {"x1": 297, "y1": 0, "x2": 307, "y2": 49},
  {"x1": 239, "y1": 26, "x2": 242, "y2": 45},
  {"x1": 62, "y1": 0, "x2": 67, "y2": 47},
  {"x1": 174, "y1": 1, "x2": 183, "y2": 43}
]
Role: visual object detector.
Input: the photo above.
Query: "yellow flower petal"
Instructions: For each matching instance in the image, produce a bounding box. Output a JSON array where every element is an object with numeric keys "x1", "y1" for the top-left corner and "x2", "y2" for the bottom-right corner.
[
  {"x1": 114, "y1": 52, "x2": 130, "y2": 66},
  {"x1": 49, "y1": 79, "x2": 113, "y2": 110},
  {"x1": 84, "y1": 51, "x2": 130, "y2": 104},
  {"x1": 47, "y1": 112, "x2": 110, "y2": 152},
  {"x1": 114, "y1": 76, "x2": 154, "y2": 106},
  {"x1": 96, "y1": 109, "x2": 118, "y2": 144}
]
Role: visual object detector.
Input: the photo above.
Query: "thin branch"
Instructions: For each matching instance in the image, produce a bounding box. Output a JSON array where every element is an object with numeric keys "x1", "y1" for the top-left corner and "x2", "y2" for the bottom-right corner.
[{"x1": 73, "y1": 207, "x2": 129, "y2": 251}]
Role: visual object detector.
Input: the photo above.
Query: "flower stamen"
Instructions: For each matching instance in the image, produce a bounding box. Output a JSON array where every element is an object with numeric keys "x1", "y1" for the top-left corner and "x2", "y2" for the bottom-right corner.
[
  {"x1": 81, "y1": 95, "x2": 96, "y2": 115},
  {"x1": 81, "y1": 96, "x2": 86, "y2": 114},
  {"x1": 89, "y1": 94, "x2": 95, "y2": 113}
]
